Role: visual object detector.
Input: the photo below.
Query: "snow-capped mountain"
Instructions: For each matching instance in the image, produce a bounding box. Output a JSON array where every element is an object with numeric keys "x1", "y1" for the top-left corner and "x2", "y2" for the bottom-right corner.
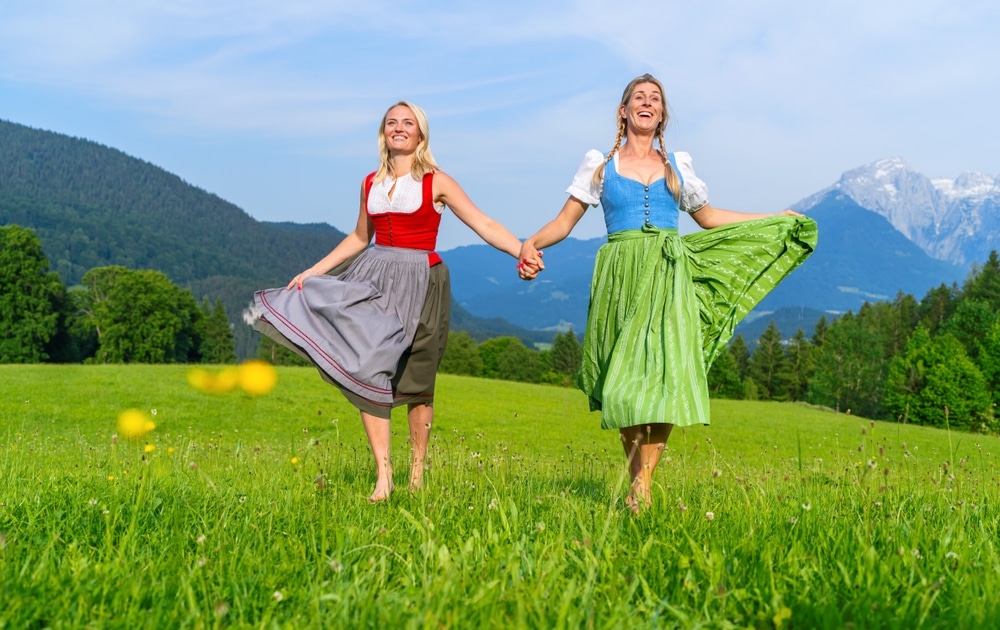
[{"x1": 793, "y1": 157, "x2": 1000, "y2": 267}]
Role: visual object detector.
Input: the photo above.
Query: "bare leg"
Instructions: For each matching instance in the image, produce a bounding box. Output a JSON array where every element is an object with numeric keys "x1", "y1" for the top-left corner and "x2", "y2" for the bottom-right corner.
[
  {"x1": 407, "y1": 403, "x2": 433, "y2": 491},
  {"x1": 360, "y1": 412, "x2": 393, "y2": 502},
  {"x1": 619, "y1": 423, "x2": 673, "y2": 512}
]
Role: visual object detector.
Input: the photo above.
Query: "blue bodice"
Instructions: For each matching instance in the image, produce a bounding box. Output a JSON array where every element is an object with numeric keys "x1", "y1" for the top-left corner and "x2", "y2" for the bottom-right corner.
[{"x1": 600, "y1": 153, "x2": 682, "y2": 234}]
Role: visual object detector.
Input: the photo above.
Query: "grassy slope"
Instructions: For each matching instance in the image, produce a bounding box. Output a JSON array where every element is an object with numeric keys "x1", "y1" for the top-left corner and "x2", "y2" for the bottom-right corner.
[{"x1": 2, "y1": 365, "x2": 998, "y2": 628}]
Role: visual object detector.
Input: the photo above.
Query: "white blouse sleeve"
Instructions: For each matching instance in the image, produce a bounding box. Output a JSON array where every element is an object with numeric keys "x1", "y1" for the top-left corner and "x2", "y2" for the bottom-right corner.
[
  {"x1": 565, "y1": 149, "x2": 606, "y2": 207},
  {"x1": 674, "y1": 151, "x2": 709, "y2": 213}
]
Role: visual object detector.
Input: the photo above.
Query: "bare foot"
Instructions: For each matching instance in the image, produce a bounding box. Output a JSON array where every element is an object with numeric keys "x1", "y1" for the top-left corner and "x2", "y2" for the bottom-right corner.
[
  {"x1": 408, "y1": 466, "x2": 424, "y2": 493},
  {"x1": 626, "y1": 480, "x2": 651, "y2": 514},
  {"x1": 368, "y1": 482, "x2": 394, "y2": 503},
  {"x1": 409, "y1": 450, "x2": 430, "y2": 493},
  {"x1": 625, "y1": 492, "x2": 641, "y2": 514}
]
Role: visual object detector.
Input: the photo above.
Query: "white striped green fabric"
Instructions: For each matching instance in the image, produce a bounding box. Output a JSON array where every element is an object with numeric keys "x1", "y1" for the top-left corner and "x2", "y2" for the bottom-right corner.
[{"x1": 577, "y1": 215, "x2": 818, "y2": 429}]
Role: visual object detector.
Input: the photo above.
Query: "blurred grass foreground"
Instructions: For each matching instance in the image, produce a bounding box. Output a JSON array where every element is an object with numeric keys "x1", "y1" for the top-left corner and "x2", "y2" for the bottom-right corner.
[{"x1": 2, "y1": 364, "x2": 999, "y2": 628}]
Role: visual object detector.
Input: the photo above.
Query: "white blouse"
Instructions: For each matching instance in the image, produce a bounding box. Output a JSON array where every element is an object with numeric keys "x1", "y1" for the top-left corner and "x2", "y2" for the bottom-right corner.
[
  {"x1": 566, "y1": 149, "x2": 710, "y2": 214},
  {"x1": 368, "y1": 175, "x2": 444, "y2": 215}
]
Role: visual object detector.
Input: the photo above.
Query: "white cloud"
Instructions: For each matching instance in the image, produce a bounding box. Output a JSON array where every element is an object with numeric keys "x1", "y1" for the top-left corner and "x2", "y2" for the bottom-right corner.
[{"x1": 1, "y1": 0, "x2": 998, "y2": 248}]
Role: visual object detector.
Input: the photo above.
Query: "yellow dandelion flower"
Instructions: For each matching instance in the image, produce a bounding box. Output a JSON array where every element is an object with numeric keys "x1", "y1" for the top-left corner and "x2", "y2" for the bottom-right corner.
[
  {"x1": 144, "y1": 444, "x2": 156, "y2": 453},
  {"x1": 238, "y1": 360, "x2": 278, "y2": 396},
  {"x1": 107, "y1": 475, "x2": 115, "y2": 481},
  {"x1": 187, "y1": 366, "x2": 238, "y2": 394},
  {"x1": 773, "y1": 606, "x2": 792, "y2": 628},
  {"x1": 290, "y1": 457, "x2": 300, "y2": 465},
  {"x1": 167, "y1": 447, "x2": 175, "y2": 455},
  {"x1": 186, "y1": 367, "x2": 213, "y2": 392},
  {"x1": 117, "y1": 409, "x2": 154, "y2": 441},
  {"x1": 214, "y1": 366, "x2": 239, "y2": 393}
]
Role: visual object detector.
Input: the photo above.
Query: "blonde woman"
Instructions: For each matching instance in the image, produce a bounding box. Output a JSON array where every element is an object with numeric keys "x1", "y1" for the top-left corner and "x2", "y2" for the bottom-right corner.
[
  {"x1": 518, "y1": 75, "x2": 817, "y2": 511},
  {"x1": 255, "y1": 102, "x2": 523, "y2": 502}
]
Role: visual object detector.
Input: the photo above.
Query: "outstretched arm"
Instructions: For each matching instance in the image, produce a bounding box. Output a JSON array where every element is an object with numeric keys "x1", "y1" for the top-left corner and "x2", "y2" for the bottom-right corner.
[
  {"x1": 517, "y1": 196, "x2": 589, "y2": 280},
  {"x1": 434, "y1": 171, "x2": 522, "y2": 258},
  {"x1": 690, "y1": 205, "x2": 801, "y2": 230},
  {"x1": 286, "y1": 181, "x2": 373, "y2": 290}
]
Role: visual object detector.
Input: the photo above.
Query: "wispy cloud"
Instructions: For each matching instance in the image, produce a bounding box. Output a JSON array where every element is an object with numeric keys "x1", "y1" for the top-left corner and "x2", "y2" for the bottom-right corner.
[{"x1": 1, "y1": 0, "x2": 997, "y2": 247}]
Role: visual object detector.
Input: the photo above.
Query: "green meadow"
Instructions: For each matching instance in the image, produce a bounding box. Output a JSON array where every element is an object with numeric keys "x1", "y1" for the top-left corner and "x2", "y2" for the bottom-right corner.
[{"x1": 2, "y1": 365, "x2": 999, "y2": 629}]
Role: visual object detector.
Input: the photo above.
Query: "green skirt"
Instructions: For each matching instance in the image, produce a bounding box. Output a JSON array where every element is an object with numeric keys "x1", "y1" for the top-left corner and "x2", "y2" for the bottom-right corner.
[{"x1": 578, "y1": 215, "x2": 818, "y2": 430}]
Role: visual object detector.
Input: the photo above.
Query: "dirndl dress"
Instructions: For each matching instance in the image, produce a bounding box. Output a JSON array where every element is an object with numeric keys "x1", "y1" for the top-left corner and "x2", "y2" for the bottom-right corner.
[
  {"x1": 567, "y1": 149, "x2": 818, "y2": 430},
  {"x1": 578, "y1": 217, "x2": 818, "y2": 430},
  {"x1": 252, "y1": 171, "x2": 450, "y2": 418}
]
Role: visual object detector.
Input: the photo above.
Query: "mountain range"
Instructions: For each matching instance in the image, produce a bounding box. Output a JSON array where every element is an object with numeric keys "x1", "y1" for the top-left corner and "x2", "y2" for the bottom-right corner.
[
  {"x1": 793, "y1": 157, "x2": 1000, "y2": 267},
  {"x1": 2, "y1": 117, "x2": 993, "y2": 351},
  {"x1": 443, "y1": 189, "x2": 970, "y2": 336}
]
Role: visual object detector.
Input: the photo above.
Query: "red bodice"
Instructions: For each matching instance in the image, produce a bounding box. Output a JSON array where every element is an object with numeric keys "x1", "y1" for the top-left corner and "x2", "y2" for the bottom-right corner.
[{"x1": 365, "y1": 172, "x2": 442, "y2": 266}]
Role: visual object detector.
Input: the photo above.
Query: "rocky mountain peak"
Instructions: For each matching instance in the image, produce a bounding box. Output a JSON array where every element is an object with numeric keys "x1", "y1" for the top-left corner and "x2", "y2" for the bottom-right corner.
[{"x1": 795, "y1": 158, "x2": 1000, "y2": 267}]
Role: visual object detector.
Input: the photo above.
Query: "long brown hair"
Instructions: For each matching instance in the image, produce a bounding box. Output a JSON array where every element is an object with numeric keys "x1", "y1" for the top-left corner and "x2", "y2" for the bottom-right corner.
[
  {"x1": 592, "y1": 74, "x2": 680, "y2": 201},
  {"x1": 374, "y1": 101, "x2": 440, "y2": 183}
]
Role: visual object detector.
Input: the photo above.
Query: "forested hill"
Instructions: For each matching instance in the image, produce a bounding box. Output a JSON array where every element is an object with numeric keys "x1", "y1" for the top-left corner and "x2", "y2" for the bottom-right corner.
[{"x1": 0, "y1": 118, "x2": 347, "y2": 288}]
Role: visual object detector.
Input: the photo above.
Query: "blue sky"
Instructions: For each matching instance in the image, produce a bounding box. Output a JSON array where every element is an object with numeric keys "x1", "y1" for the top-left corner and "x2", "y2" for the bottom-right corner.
[{"x1": 1, "y1": 1, "x2": 997, "y2": 250}]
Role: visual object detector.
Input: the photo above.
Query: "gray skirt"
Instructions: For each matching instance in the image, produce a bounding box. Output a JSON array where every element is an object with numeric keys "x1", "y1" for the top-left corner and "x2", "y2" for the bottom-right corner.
[{"x1": 253, "y1": 246, "x2": 450, "y2": 417}]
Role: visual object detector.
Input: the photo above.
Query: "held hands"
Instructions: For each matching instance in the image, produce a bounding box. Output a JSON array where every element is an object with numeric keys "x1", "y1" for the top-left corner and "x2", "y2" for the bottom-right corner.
[{"x1": 517, "y1": 242, "x2": 544, "y2": 281}]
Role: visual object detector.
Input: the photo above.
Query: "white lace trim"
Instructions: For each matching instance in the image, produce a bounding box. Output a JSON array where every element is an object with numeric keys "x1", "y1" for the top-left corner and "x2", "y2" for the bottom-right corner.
[{"x1": 368, "y1": 175, "x2": 438, "y2": 215}]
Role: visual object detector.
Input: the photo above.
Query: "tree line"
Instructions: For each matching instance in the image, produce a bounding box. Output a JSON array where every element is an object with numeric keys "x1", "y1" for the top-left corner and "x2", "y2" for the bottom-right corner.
[
  {"x1": 706, "y1": 251, "x2": 1000, "y2": 433},
  {"x1": 1, "y1": 225, "x2": 236, "y2": 364},
  {"x1": 259, "y1": 328, "x2": 585, "y2": 387},
  {"x1": 7, "y1": 219, "x2": 1000, "y2": 433}
]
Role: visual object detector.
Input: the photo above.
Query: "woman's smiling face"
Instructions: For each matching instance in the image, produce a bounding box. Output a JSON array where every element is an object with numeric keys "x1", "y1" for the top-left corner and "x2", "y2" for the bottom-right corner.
[
  {"x1": 620, "y1": 81, "x2": 665, "y2": 134},
  {"x1": 383, "y1": 105, "x2": 421, "y2": 155}
]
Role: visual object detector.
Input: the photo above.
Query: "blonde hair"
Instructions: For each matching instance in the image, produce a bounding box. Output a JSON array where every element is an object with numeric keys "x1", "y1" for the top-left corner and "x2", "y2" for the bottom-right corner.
[
  {"x1": 592, "y1": 74, "x2": 680, "y2": 201},
  {"x1": 374, "y1": 101, "x2": 440, "y2": 183}
]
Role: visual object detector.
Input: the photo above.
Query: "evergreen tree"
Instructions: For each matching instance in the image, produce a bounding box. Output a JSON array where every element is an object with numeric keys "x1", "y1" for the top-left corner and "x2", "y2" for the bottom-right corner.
[
  {"x1": 884, "y1": 326, "x2": 929, "y2": 423},
  {"x1": 939, "y1": 299, "x2": 996, "y2": 361},
  {"x1": 729, "y1": 334, "x2": 750, "y2": 381},
  {"x1": 917, "y1": 283, "x2": 958, "y2": 335},
  {"x1": 885, "y1": 329, "x2": 993, "y2": 432},
  {"x1": 807, "y1": 312, "x2": 885, "y2": 416},
  {"x1": 707, "y1": 347, "x2": 743, "y2": 399},
  {"x1": 887, "y1": 292, "x2": 921, "y2": 358},
  {"x1": 197, "y1": 298, "x2": 237, "y2": 364},
  {"x1": 777, "y1": 328, "x2": 813, "y2": 402},
  {"x1": 439, "y1": 331, "x2": 482, "y2": 376},
  {"x1": 549, "y1": 327, "x2": 583, "y2": 375},
  {"x1": 748, "y1": 321, "x2": 785, "y2": 400},
  {"x1": 806, "y1": 298, "x2": 918, "y2": 419},
  {"x1": 976, "y1": 320, "x2": 1000, "y2": 411},
  {"x1": 811, "y1": 315, "x2": 829, "y2": 349},
  {"x1": 962, "y1": 250, "x2": 1000, "y2": 310},
  {"x1": 0, "y1": 225, "x2": 65, "y2": 363}
]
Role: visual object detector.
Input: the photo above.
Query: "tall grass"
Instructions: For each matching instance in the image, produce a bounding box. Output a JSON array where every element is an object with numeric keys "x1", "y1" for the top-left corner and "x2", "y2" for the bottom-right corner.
[{"x1": 2, "y1": 365, "x2": 999, "y2": 628}]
